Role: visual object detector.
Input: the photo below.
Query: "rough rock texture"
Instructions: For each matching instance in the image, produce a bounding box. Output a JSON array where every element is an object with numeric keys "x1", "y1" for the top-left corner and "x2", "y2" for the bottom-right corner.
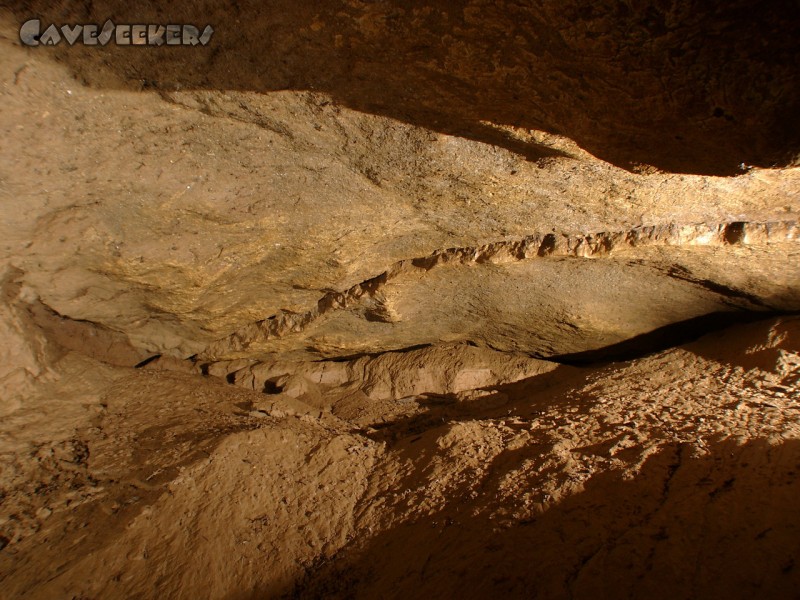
[
  {"x1": 203, "y1": 221, "x2": 800, "y2": 360},
  {"x1": 2, "y1": 5, "x2": 800, "y2": 365},
  {"x1": 2, "y1": 317, "x2": 799, "y2": 598},
  {"x1": 9, "y1": 0, "x2": 800, "y2": 175},
  {"x1": 0, "y1": 1, "x2": 799, "y2": 598}
]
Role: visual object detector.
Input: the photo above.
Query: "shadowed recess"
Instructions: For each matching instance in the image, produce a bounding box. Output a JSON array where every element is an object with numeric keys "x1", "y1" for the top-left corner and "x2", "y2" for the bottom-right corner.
[
  {"x1": 6, "y1": 0, "x2": 800, "y2": 174},
  {"x1": 549, "y1": 310, "x2": 798, "y2": 365},
  {"x1": 290, "y1": 438, "x2": 800, "y2": 599}
]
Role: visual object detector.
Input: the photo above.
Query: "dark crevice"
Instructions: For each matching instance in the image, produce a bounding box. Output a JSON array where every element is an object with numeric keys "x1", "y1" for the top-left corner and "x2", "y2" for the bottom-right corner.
[
  {"x1": 204, "y1": 220, "x2": 797, "y2": 359},
  {"x1": 548, "y1": 310, "x2": 798, "y2": 366},
  {"x1": 263, "y1": 380, "x2": 284, "y2": 395},
  {"x1": 537, "y1": 233, "x2": 558, "y2": 256},
  {"x1": 311, "y1": 343, "x2": 433, "y2": 363},
  {"x1": 664, "y1": 266, "x2": 770, "y2": 308},
  {"x1": 134, "y1": 355, "x2": 161, "y2": 369},
  {"x1": 723, "y1": 222, "x2": 746, "y2": 245}
]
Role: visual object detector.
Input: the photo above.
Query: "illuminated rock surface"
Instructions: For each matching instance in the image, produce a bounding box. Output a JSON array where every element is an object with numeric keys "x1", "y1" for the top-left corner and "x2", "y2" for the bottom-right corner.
[{"x1": 0, "y1": 3, "x2": 798, "y2": 598}]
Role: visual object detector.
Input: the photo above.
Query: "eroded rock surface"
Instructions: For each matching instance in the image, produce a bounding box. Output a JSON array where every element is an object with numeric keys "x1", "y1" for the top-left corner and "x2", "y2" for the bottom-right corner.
[
  {"x1": 2, "y1": 315, "x2": 799, "y2": 598},
  {"x1": 0, "y1": 2, "x2": 798, "y2": 598}
]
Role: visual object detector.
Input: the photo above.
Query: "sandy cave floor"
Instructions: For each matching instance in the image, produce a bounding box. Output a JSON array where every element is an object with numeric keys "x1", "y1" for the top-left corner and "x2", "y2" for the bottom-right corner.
[{"x1": 0, "y1": 316, "x2": 798, "y2": 599}]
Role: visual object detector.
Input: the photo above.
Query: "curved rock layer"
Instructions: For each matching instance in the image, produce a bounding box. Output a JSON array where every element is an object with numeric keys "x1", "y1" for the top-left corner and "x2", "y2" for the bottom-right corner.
[{"x1": 204, "y1": 220, "x2": 800, "y2": 360}]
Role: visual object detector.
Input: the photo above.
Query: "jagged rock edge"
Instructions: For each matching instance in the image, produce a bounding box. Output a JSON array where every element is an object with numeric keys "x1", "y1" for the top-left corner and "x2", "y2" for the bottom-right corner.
[{"x1": 201, "y1": 220, "x2": 799, "y2": 358}]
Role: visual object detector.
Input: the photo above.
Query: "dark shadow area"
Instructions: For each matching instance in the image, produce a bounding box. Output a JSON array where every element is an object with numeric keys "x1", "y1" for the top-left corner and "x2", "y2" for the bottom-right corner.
[
  {"x1": 361, "y1": 362, "x2": 592, "y2": 445},
  {"x1": 289, "y1": 438, "x2": 800, "y2": 599},
  {"x1": 550, "y1": 309, "x2": 798, "y2": 366},
  {"x1": 313, "y1": 343, "x2": 433, "y2": 363},
  {"x1": 347, "y1": 313, "x2": 798, "y2": 448},
  {"x1": 683, "y1": 313, "x2": 800, "y2": 376},
  {"x1": 343, "y1": 314, "x2": 799, "y2": 451},
  {"x1": 262, "y1": 378, "x2": 284, "y2": 394},
  {"x1": 133, "y1": 354, "x2": 161, "y2": 368},
  {"x1": 6, "y1": 0, "x2": 800, "y2": 174}
]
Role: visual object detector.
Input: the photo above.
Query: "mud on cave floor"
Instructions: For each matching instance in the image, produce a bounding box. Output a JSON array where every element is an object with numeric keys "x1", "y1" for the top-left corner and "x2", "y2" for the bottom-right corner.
[{"x1": 0, "y1": 315, "x2": 799, "y2": 599}]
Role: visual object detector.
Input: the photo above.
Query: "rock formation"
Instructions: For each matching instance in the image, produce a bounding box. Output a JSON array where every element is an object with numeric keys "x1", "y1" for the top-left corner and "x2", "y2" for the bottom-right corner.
[{"x1": 0, "y1": 2, "x2": 798, "y2": 598}]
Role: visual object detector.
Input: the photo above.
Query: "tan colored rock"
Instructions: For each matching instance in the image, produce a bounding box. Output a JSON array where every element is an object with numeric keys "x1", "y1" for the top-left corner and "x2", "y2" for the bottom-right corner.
[
  {"x1": 0, "y1": 3, "x2": 799, "y2": 597},
  {"x1": 1, "y1": 10, "x2": 799, "y2": 360}
]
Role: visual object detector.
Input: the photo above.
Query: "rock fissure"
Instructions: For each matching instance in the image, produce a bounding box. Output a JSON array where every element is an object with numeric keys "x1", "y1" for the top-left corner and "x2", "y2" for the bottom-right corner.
[{"x1": 203, "y1": 220, "x2": 799, "y2": 359}]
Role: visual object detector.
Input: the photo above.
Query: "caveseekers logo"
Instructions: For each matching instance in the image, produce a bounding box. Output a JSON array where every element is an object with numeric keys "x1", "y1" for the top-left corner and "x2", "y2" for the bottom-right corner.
[{"x1": 20, "y1": 19, "x2": 214, "y2": 47}]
